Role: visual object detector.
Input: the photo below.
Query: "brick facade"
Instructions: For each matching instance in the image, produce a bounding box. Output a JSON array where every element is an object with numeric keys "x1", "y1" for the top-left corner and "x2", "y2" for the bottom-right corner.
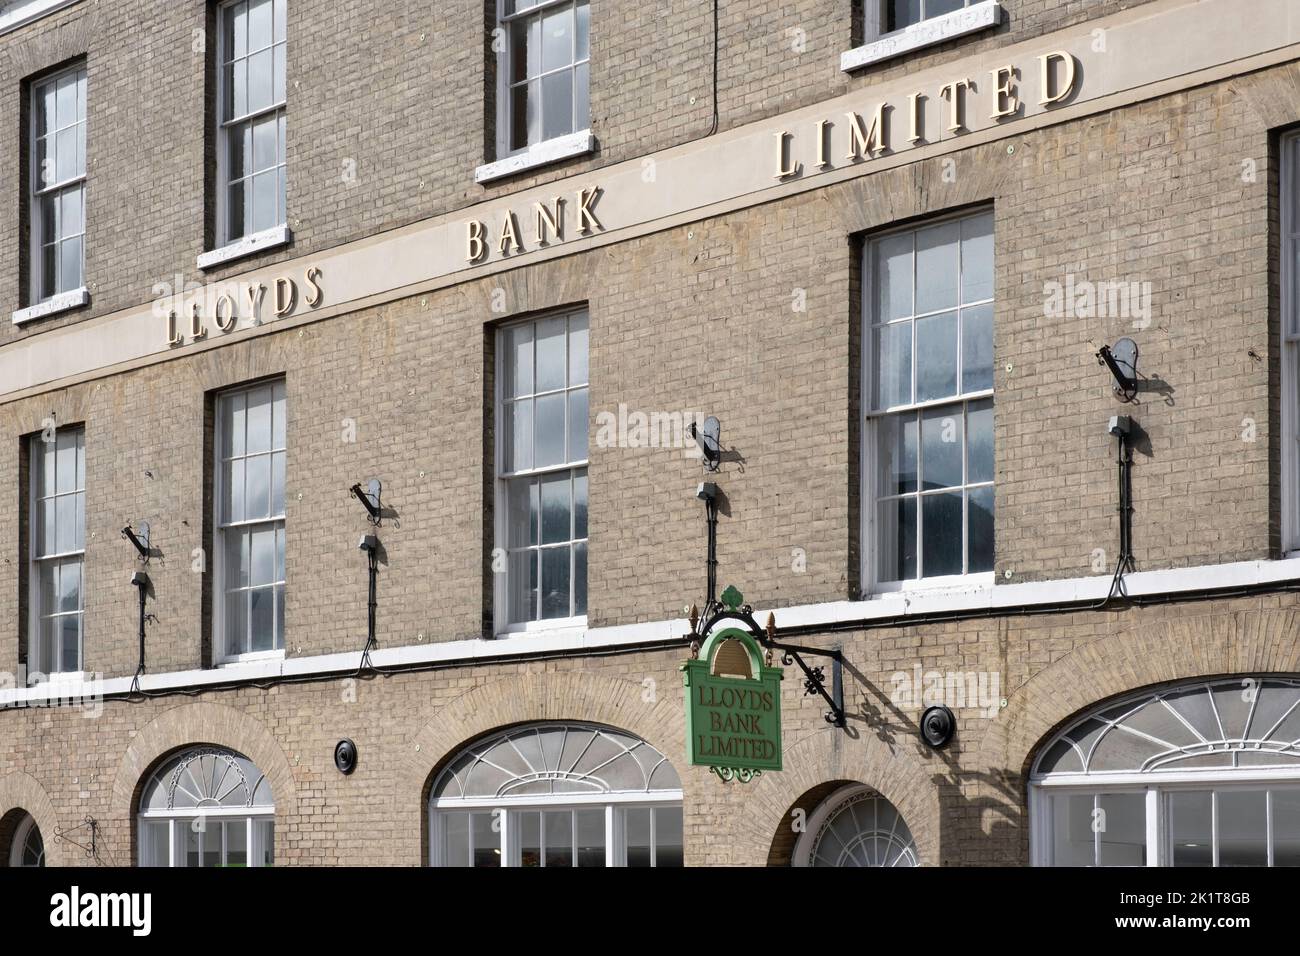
[{"x1": 0, "y1": 0, "x2": 1297, "y2": 867}]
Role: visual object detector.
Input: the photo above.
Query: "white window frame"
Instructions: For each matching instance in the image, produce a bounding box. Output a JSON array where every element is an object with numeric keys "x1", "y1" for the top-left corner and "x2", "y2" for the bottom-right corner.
[
  {"x1": 842, "y1": 0, "x2": 1003, "y2": 73},
  {"x1": 1281, "y1": 130, "x2": 1300, "y2": 554},
  {"x1": 212, "y1": 379, "x2": 287, "y2": 665},
  {"x1": 428, "y1": 793, "x2": 683, "y2": 868},
  {"x1": 27, "y1": 425, "x2": 85, "y2": 677},
  {"x1": 493, "y1": 309, "x2": 589, "y2": 635},
  {"x1": 26, "y1": 62, "x2": 88, "y2": 313},
  {"x1": 860, "y1": 208, "x2": 995, "y2": 595},
  {"x1": 138, "y1": 810, "x2": 275, "y2": 868},
  {"x1": 208, "y1": 0, "x2": 290, "y2": 268},
  {"x1": 8, "y1": 812, "x2": 45, "y2": 867},
  {"x1": 483, "y1": 0, "x2": 592, "y2": 181}
]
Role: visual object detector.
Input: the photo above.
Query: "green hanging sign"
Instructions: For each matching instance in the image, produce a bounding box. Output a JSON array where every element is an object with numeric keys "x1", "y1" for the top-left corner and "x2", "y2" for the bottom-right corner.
[{"x1": 681, "y1": 624, "x2": 783, "y2": 783}]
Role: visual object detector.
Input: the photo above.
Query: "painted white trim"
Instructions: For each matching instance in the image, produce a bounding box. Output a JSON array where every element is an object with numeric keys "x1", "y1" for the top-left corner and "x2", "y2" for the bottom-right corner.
[
  {"x1": 6, "y1": 553, "x2": 1300, "y2": 708},
  {"x1": 841, "y1": 1, "x2": 1003, "y2": 73},
  {"x1": 12, "y1": 286, "x2": 88, "y2": 326},
  {"x1": 197, "y1": 224, "x2": 292, "y2": 271},
  {"x1": 0, "y1": 0, "x2": 79, "y2": 35},
  {"x1": 475, "y1": 130, "x2": 594, "y2": 185}
]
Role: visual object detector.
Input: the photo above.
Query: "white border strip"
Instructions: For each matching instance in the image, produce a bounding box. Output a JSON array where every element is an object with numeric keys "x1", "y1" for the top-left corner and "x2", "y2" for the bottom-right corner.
[
  {"x1": 841, "y1": 0, "x2": 1003, "y2": 72},
  {"x1": 0, "y1": 0, "x2": 80, "y2": 35},
  {"x1": 4, "y1": 554, "x2": 1300, "y2": 708}
]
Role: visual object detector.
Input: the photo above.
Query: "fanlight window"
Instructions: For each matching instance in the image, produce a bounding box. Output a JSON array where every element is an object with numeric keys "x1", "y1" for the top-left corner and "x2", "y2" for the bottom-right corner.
[
  {"x1": 430, "y1": 723, "x2": 684, "y2": 867},
  {"x1": 7, "y1": 813, "x2": 44, "y2": 868},
  {"x1": 1035, "y1": 678, "x2": 1300, "y2": 776},
  {"x1": 796, "y1": 784, "x2": 919, "y2": 867},
  {"x1": 1032, "y1": 679, "x2": 1300, "y2": 867},
  {"x1": 138, "y1": 747, "x2": 274, "y2": 867},
  {"x1": 433, "y1": 723, "x2": 681, "y2": 800}
]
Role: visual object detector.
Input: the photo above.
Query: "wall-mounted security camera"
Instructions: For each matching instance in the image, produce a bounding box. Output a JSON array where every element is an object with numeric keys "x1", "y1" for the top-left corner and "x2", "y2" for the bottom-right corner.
[
  {"x1": 687, "y1": 417, "x2": 722, "y2": 471},
  {"x1": 357, "y1": 534, "x2": 378, "y2": 553},
  {"x1": 130, "y1": 570, "x2": 150, "y2": 590},
  {"x1": 695, "y1": 481, "x2": 717, "y2": 502},
  {"x1": 920, "y1": 704, "x2": 956, "y2": 749},
  {"x1": 1108, "y1": 415, "x2": 1131, "y2": 438}
]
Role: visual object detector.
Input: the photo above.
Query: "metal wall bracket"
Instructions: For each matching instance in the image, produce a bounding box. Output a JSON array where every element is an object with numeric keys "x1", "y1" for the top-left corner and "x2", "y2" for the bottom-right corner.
[
  {"x1": 54, "y1": 816, "x2": 99, "y2": 860},
  {"x1": 121, "y1": 521, "x2": 150, "y2": 562},
  {"x1": 351, "y1": 479, "x2": 383, "y2": 525}
]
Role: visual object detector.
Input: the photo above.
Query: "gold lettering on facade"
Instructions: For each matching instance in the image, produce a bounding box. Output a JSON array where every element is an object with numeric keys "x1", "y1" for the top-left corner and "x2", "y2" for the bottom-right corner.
[
  {"x1": 274, "y1": 277, "x2": 297, "y2": 317},
  {"x1": 166, "y1": 310, "x2": 182, "y2": 347},
  {"x1": 814, "y1": 119, "x2": 829, "y2": 169},
  {"x1": 304, "y1": 266, "x2": 324, "y2": 307},
  {"x1": 246, "y1": 283, "x2": 267, "y2": 325},
  {"x1": 498, "y1": 211, "x2": 523, "y2": 255},
  {"x1": 990, "y1": 66, "x2": 1020, "y2": 119},
  {"x1": 938, "y1": 78, "x2": 973, "y2": 132},
  {"x1": 1038, "y1": 51, "x2": 1077, "y2": 106},
  {"x1": 774, "y1": 130, "x2": 800, "y2": 180},
  {"x1": 845, "y1": 105, "x2": 887, "y2": 160},
  {"x1": 466, "y1": 220, "x2": 487, "y2": 262},
  {"x1": 214, "y1": 293, "x2": 236, "y2": 332},
  {"x1": 576, "y1": 186, "x2": 602, "y2": 235},
  {"x1": 189, "y1": 302, "x2": 206, "y2": 340},
  {"x1": 533, "y1": 198, "x2": 564, "y2": 245},
  {"x1": 907, "y1": 92, "x2": 924, "y2": 144}
]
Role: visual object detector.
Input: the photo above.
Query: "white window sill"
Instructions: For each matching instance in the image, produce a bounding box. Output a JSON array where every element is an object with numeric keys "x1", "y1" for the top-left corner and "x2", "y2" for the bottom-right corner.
[
  {"x1": 841, "y1": 1, "x2": 1003, "y2": 72},
  {"x1": 216, "y1": 649, "x2": 286, "y2": 667},
  {"x1": 475, "y1": 130, "x2": 594, "y2": 185},
  {"x1": 494, "y1": 615, "x2": 588, "y2": 639},
  {"x1": 869, "y1": 572, "x2": 996, "y2": 597},
  {"x1": 12, "y1": 286, "x2": 89, "y2": 326},
  {"x1": 198, "y1": 224, "x2": 292, "y2": 271}
]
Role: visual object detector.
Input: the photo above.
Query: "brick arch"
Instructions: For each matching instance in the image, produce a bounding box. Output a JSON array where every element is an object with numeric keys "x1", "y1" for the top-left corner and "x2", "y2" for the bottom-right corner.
[
  {"x1": 400, "y1": 669, "x2": 688, "y2": 863},
  {"x1": 706, "y1": 722, "x2": 942, "y2": 867},
  {"x1": 109, "y1": 702, "x2": 298, "y2": 865},
  {"x1": 975, "y1": 607, "x2": 1300, "y2": 783},
  {"x1": 0, "y1": 771, "x2": 67, "y2": 867}
]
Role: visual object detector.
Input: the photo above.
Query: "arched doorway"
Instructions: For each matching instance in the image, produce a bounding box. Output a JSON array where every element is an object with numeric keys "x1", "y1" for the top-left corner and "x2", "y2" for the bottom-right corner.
[
  {"x1": 2, "y1": 811, "x2": 45, "y2": 867},
  {"x1": 793, "y1": 783, "x2": 919, "y2": 867},
  {"x1": 1030, "y1": 677, "x2": 1300, "y2": 866},
  {"x1": 428, "y1": 722, "x2": 683, "y2": 867},
  {"x1": 137, "y1": 746, "x2": 275, "y2": 867}
]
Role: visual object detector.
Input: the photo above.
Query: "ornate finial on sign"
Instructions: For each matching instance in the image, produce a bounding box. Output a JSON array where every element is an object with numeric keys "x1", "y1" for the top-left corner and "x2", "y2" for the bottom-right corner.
[
  {"x1": 689, "y1": 640, "x2": 700, "y2": 660},
  {"x1": 766, "y1": 612, "x2": 776, "y2": 640},
  {"x1": 721, "y1": 585, "x2": 743, "y2": 611},
  {"x1": 689, "y1": 603, "x2": 699, "y2": 632}
]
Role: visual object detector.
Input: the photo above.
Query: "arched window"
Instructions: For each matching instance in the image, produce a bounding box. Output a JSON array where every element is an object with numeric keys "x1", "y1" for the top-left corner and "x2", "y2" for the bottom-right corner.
[
  {"x1": 794, "y1": 784, "x2": 919, "y2": 867},
  {"x1": 1031, "y1": 677, "x2": 1300, "y2": 866},
  {"x1": 137, "y1": 747, "x2": 274, "y2": 867},
  {"x1": 429, "y1": 723, "x2": 683, "y2": 867},
  {"x1": 7, "y1": 813, "x2": 44, "y2": 867}
]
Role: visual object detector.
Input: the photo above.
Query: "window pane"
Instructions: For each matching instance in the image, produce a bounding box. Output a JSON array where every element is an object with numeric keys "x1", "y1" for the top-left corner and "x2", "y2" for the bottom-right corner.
[
  {"x1": 543, "y1": 811, "x2": 572, "y2": 867},
  {"x1": 576, "y1": 0, "x2": 589, "y2": 60},
  {"x1": 961, "y1": 303, "x2": 994, "y2": 393},
  {"x1": 443, "y1": 812, "x2": 470, "y2": 867},
  {"x1": 223, "y1": 459, "x2": 246, "y2": 523},
  {"x1": 877, "y1": 497, "x2": 916, "y2": 581},
  {"x1": 576, "y1": 809, "x2": 604, "y2": 867},
  {"x1": 1272, "y1": 790, "x2": 1300, "y2": 866},
  {"x1": 626, "y1": 807, "x2": 652, "y2": 867},
  {"x1": 655, "y1": 807, "x2": 684, "y2": 867},
  {"x1": 473, "y1": 812, "x2": 500, "y2": 866},
  {"x1": 573, "y1": 469, "x2": 588, "y2": 539},
  {"x1": 927, "y1": 0, "x2": 965, "y2": 18},
  {"x1": 252, "y1": 170, "x2": 278, "y2": 232},
  {"x1": 508, "y1": 549, "x2": 538, "y2": 623},
  {"x1": 961, "y1": 212, "x2": 994, "y2": 303},
  {"x1": 140, "y1": 821, "x2": 170, "y2": 867},
  {"x1": 250, "y1": 526, "x2": 276, "y2": 585},
  {"x1": 245, "y1": 454, "x2": 271, "y2": 519},
  {"x1": 519, "y1": 810, "x2": 541, "y2": 867},
  {"x1": 921, "y1": 406, "x2": 962, "y2": 490},
  {"x1": 966, "y1": 399, "x2": 993, "y2": 484},
  {"x1": 504, "y1": 323, "x2": 534, "y2": 397},
  {"x1": 61, "y1": 187, "x2": 83, "y2": 236},
  {"x1": 1169, "y1": 790, "x2": 1213, "y2": 866},
  {"x1": 567, "y1": 388, "x2": 588, "y2": 461},
  {"x1": 568, "y1": 313, "x2": 588, "y2": 385},
  {"x1": 541, "y1": 7, "x2": 573, "y2": 73},
  {"x1": 58, "y1": 559, "x2": 80, "y2": 613},
  {"x1": 921, "y1": 492, "x2": 963, "y2": 577},
  {"x1": 535, "y1": 316, "x2": 567, "y2": 391},
  {"x1": 249, "y1": 587, "x2": 274, "y2": 652},
  {"x1": 504, "y1": 399, "x2": 533, "y2": 472},
  {"x1": 541, "y1": 545, "x2": 571, "y2": 619},
  {"x1": 534, "y1": 393, "x2": 566, "y2": 467},
  {"x1": 573, "y1": 541, "x2": 587, "y2": 616},
  {"x1": 915, "y1": 220, "x2": 960, "y2": 314},
  {"x1": 873, "y1": 233, "x2": 913, "y2": 322},
  {"x1": 967, "y1": 486, "x2": 994, "y2": 573},
  {"x1": 225, "y1": 530, "x2": 249, "y2": 589},
  {"x1": 246, "y1": 387, "x2": 272, "y2": 452},
  {"x1": 41, "y1": 243, "x2": 57, "y2": 298},
  {"x1": 39, "y1": 563, "x2": 57, "y2": 621},
  {"x1": 60, "y1": 614, "x2": 80, "y2": 671},
  {"x1": 871, "y1": 322, "x2": 911, "y2": 410},
  {"x1": 508, "y1": 477, "x2": 538, "y2": 548},
  {"x1": 540, "y1": 473, "x2": 571, "y2": 545},
  {"x1": 1051, "y1": 793, "x2": 1096, "y2": 866},
  {"x1": 225, "y1": 0, "x2": 248, "y2": 60},
  {"x1": 253, "y1": 114, "x2": 277, "y2": 172},
  {"x1": 59, "y1": 237, "x2": 82, "y2": 292},
  {"x1": 1218, "y1": 789, "x2": 1267, "y2": 866},
  {"x1": 248, "y1": 0, "x2": 273, "y2": 49},
  {"x1": 541, "y1": 69, "x2": 574, "y2": 141},
  {"x1": 225, "y1": 819, "x2": 248, "y2": 867},
  {"x1": 56, "y1": 429, "x2": 77, "y2": 493},
  {"x1": 271, "y1": 452, "x2": 285, "y2": 516},
  {"x1": 226, "y1": 59, "x2": 247, "y2": 120},
  {"x1": 876, "y1": 414, "x2": 917, "y2": 496},
  {"x1": 226, "y1": 589, "x2": 249, "y2": 657},
  {"x1": 1097, "y1": 793, "x2": 1146, "y2": 866},
  {"x1": 914, "y1": 310, "x2": 958, "y2": 402}
]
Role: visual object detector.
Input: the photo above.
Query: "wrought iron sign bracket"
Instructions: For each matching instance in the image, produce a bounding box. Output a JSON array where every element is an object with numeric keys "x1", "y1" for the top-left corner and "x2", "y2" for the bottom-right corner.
[
  {"x1": 688, "y1": 592, "x2": 846, "y2": 729},
  {"x1": 54, "y1": 816, "x2": 99, "y2": 861}
]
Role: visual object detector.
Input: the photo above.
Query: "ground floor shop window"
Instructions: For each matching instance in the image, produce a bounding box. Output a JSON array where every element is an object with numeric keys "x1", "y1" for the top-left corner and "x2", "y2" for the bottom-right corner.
[
  {"x1": 137, "y1": 747, "x2": 274, "y2": 867},
  {"x1": 429, "y1": 722, "x2": 683, "y2": 867},
  {"x1": 793, "y1": 784, "x2": 919, "y2": 867},
  {"x1": 1031, "y1": 677, "x2": 1300, "y2": 866}
]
